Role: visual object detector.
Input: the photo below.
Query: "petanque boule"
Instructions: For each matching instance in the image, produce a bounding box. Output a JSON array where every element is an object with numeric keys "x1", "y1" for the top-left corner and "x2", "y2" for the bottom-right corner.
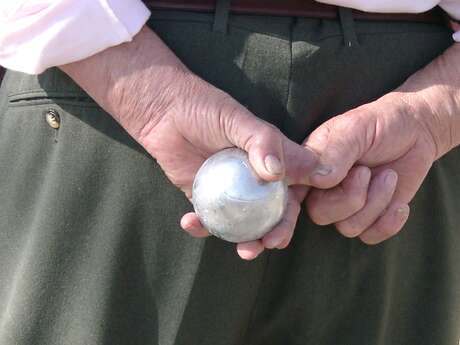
[{"x1": 192, "y1": 148, "x2": 288, "y2": 243}]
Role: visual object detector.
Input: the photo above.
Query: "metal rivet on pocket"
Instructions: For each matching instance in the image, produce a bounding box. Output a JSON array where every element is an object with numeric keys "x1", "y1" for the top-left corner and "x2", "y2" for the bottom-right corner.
[{"x1": 44, "y1": 109, "x2": 60, "y2": 129}]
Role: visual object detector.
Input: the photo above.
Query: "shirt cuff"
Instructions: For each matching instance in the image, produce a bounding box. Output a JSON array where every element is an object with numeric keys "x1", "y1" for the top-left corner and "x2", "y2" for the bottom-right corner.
[
  {"x1": 439, "y1": 0, "x2": 460, "y2": 41},
  {"x1": 0, "y1": 0, "x2": 151, "y2": 74}
]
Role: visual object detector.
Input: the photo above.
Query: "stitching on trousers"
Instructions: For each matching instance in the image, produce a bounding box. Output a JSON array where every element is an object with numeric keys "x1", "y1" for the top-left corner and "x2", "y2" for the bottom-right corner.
[
  {"x1": 338, "y1": 7, "x2": 359, "y2": 47},
  {"x1": 239, "y1": 251, "x2": 273, "y2": 345},
  {"x1": 282, "y1": 17, "x2": 296, "y2": 134}
]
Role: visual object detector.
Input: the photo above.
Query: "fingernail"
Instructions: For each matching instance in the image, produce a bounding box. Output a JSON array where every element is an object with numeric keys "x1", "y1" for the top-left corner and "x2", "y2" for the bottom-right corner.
[
  {"x1": 396, "y1": 205, "x2": 410, "y2": 217},
  {"x1": 314, "y1": 164, "x2": 333, "y2": 176},
  {"x1": 264, "y1": 236, "x2": 283, "y2": 249},
  {"x1": 276, "y1": 240, "x2": 287, "y2": 249},
  {"x1": 184, "y1": 224, "x2": 200, "y2": 233},
  {"x1": 264, "y1": 154, "x2": 283, "y2": 175},
  {"x1": 384, "y1": 171, "x2": 398, "y2": 187},
  {"x1": 238, "y1": 250, "x2": 257, "y2": 260},
  {"x1": 453, "y1": 31, "x2": 460, "y2": 41}
]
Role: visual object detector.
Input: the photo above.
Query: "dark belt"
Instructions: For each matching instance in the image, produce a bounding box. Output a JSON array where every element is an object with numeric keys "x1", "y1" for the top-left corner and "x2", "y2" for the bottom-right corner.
[{"x1": 144, "y1": 0, "x2": 446, "y2": 24}]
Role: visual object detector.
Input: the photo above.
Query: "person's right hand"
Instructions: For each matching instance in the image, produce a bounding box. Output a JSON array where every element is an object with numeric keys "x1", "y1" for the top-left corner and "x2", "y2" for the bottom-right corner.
[
  {"x1": 60, "y1": 26, "x2": 318, "y2": 260},
  {"x1": 140, "y1": 68, "x2": 317, "y2": 260}
]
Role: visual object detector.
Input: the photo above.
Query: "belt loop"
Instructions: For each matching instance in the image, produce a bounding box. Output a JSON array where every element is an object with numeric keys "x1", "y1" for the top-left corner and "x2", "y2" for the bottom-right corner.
[
  {"x1": 338, "y1": 7, "x2": 359, "y2": 47},
  {"x1": 213, "y1": 0, "x2": 231, "y2": 34}
]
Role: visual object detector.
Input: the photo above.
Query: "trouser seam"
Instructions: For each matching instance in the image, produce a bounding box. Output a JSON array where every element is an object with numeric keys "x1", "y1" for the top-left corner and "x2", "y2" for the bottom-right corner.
[
  {"x1": 239, "y1": 251, "x2": 273, "y2": 345},
  {"x1": 282, "y1": 17, "x2": 296, "y2": 135}
]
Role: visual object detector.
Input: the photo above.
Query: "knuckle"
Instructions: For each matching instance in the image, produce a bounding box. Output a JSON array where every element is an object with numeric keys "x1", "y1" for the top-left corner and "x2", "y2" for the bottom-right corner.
[
  {"x1": 260, "y1": 124, "x2": 282, "y2": 140},
  {"x1": 341, "y1": 112, "x2": 374, "y2": 157},
  {"x1": 244, "y1": 123, "x2": 281, "y2": 152}
]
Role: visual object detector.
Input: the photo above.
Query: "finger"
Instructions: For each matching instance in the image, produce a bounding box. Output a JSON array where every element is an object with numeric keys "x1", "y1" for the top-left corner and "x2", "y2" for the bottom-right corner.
[
  {"x1": 336, "y1": 169, "x2": 398, "y2": 238},
  {"x1": 262, "y1": 187, "x2": 305, "y2": 250},
  {"x1": 359, "y1": 202, "x2": 410, "y2": 245},
  {"x1": 222, "y1": 102, "x2": 285, "y2": 181},
  {"x1": 180, "y1": 212, "x2": 211, "y2": 238},
  {"x1": 354, "y1": 148, "x2": 429, "y2": 244},
  {"x1": 307, "y1": 166, "x2": 371, "y2": 226},
  {"x1": 237, "y1": 240, "x2": 265, "y2": 260},
  {"x1": 370, "y1": 147, "x2": 432, "y2": 206},
  {"x1": 304, "y1": 113, "x2": 374, "y2": 189},
  {"x1": 221, "y1": 99, "x2": 318, "y2": 184},
  {"x1": 284, "y1": 142, "x2": 319, "y2": 186}
]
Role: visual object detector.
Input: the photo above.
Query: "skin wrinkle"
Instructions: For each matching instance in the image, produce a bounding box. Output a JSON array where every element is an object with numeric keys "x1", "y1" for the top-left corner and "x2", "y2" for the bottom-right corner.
[
  {"x1": 61, "y1": 27, "x2": 189, "y2": 142},
  {"x1": 398, "y1": 45, "x2": 460, "y2": 158},
  {"x1": 336, "y1": 170, "x2": 397, "y2": 236},
  {"x1": 304, "y1": 42, "x2": 460, "y2": 245},
  {"x1": 59, "y1": 19, "x2": 460, "y2": 251},
  {"x1": 136, "y1": 67, "x2": 192, "y2": 142},
  {"x1": 3, "y1": 11, "x2": 460, "y2": 344},
  {"x1": 59, "y1": 24, "x2": 321, "y2": 259},
  {"x1": 139, "y1": 71, "x2": 194, "y2": 144},
  {"x1": 401, "y1": 91, "x2": 445, "y2": 161}
]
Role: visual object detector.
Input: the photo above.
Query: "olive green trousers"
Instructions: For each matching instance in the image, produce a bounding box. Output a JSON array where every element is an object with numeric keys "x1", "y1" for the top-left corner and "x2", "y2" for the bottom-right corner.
[{"x1": 0, "y1": 9, "x2": 459, "y2": 345}]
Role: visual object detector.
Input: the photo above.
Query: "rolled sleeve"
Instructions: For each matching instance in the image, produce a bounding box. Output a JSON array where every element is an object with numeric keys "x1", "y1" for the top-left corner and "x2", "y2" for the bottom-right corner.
[{"x1": 0, "y1": 0, "x2": 151, "y2": 74}]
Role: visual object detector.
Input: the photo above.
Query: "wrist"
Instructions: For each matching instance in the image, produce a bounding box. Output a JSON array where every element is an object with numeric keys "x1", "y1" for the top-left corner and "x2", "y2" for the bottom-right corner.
[
  {"x1": 394, "y1": 90, "x2": 448, "y2": 162},
  {"x1": 396, "y1": 44, "x2": 460, "y2": 160},
  {"x1": 59, "y1": 25, "x2": 191, "y2": 141}
]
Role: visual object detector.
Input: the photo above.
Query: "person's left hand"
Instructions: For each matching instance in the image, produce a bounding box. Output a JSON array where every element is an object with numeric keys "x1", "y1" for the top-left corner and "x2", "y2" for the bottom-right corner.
[
  {"x1": 302, "y1": 44, "x2": 460, "y2": 246},
  {"x1": 303, "y1": 89, "x2": 449, "y2": 244}
]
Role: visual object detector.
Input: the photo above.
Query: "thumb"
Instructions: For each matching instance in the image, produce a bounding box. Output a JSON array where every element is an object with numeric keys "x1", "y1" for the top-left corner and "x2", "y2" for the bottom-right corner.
[
  {"x1": 221, "y1": 99, "x2": 317, "y2": 183},
  {"x1": 304, "y1": 113, "x2": 372, "y2": 189}
]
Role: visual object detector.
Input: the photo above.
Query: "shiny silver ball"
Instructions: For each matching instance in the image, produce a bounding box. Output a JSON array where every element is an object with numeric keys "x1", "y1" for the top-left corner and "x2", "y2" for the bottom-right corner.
[{"x1": 192, "y1": 148, "x2": 288, "y2": 243}]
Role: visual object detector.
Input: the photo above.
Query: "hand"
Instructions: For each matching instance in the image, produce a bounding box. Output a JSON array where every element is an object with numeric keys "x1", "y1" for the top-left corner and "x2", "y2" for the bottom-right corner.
[
  {"x1": 144, "y1": 73, "x2": 315, "y2": 260},
  {"x1": 304, "y1": 94, "x2": 431, "y2": 244},
  {"x1": 60, "y1": 26, "x2": 318, "y2": 260},
  {"x1": 304, "y1": 44, "x2": 460, "y2": 244}
]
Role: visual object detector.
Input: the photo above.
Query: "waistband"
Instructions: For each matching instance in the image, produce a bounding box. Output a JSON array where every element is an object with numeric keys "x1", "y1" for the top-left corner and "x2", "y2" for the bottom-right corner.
[{"x1": 144, "y1": 0, "x2": 445, "y2": 24}]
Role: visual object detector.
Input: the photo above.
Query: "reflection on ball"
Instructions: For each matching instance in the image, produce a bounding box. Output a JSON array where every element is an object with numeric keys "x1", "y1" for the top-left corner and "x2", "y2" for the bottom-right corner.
[{"x1": 192, "y1": 148, "x2": 288, "y2": 243}]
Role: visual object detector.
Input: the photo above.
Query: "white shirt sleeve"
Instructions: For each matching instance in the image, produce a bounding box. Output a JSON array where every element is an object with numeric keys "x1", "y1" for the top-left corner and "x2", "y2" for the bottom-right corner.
[
  {"x1": 1, "y1": 0, "x2": 458, "y2": 75},
  {"x1": 0, "y1": 0, "x2": 151, "y2": 74},
  {"x1": 440, "y1": 0, "x2": 460, "y2": 20},
  {"x1": 316, "y1": 0, "x2": 460, "y2": 41},
  {"x1": 439, "y1": 1, "x2": 460, "y2": 40}
]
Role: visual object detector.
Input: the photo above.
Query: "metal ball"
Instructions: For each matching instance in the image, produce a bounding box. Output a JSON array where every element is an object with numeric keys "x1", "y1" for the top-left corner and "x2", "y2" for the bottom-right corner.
[{"x1": 192, "y1": 148, "x2": 288, "y2": 243}]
